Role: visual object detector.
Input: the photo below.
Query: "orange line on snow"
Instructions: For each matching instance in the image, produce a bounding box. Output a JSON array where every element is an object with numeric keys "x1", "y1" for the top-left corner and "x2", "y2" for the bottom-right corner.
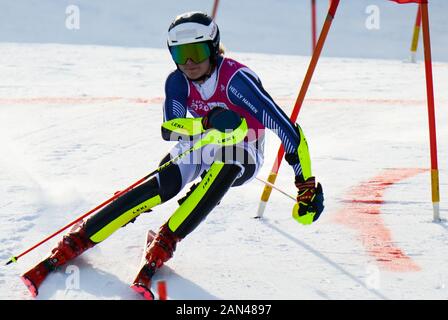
[
  {"x1": 0, "y1": 96, "x2": 431, "y2": 106},
  {"x1": 333, "y1": 168, "x2": 427, "y2": 272}
]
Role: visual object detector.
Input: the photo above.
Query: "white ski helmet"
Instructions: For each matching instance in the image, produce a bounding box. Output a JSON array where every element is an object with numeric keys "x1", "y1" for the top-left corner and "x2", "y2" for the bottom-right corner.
[{"x1": 167, "y1": 12, "x2": 220, "y2": 63}]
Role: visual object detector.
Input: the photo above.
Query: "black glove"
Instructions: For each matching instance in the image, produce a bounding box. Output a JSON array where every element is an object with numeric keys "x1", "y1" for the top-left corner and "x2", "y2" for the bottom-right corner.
[
  {"x1": 201, "y1": 107, "x2": 243, "y2": 132},
  {"x1": 292, "y1": 176, "x2": 324, "y2": 225}
]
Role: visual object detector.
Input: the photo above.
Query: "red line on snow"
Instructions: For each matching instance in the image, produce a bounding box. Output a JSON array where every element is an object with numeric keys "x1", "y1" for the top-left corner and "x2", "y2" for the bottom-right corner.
[
  {"x1": 300, "y1": 97, "x2": 428, "y2": 106},
  {"x1": 333, "y1": 168, "x2": 427, "y2": 272},
  {"x1": 0, "y1": 96, "x2": 432, "y2": 106},
  {"x1": 0, "y1": 96, "x2": 164, "y2": 105}
]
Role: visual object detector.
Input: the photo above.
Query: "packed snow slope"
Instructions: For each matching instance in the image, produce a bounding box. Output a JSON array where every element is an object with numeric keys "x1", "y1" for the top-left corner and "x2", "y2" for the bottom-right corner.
[
  {"x1": 0, "y1": 43, "x2": 447, "y2": 300},
  {"x1": 1, "y1": 0, "x2": 448, "y2": 62}
]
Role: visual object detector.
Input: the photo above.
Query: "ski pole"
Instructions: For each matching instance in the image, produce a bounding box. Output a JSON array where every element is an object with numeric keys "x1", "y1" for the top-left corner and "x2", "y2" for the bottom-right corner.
[
  {"x1": 5, "y1": 122, "x2": 248, "y2": 266},
  {"x1": 254, "y1": 177, "x2": 296, "y2": 202},
  {"x1": 5, "y1": 172, "x2": 152, "y2": 265}
]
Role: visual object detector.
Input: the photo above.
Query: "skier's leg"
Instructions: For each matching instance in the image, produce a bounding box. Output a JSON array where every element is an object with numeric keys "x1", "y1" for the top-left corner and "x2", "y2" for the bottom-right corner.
[
  {"x1": 144, "y1": 138, "x2": 264, "y2": 263},
  {"x1": 84, "y1": 139, "x2": 206, "y2": 245},
  {"x1": 222, "y1": 137, "x2": 264, "y2": 187},
  {"x1": 132, "y1": 138, "x2": 264, "y2": 285},
  {"x1": 131, "y1": 148, "x2": 245, "y2": 298}
]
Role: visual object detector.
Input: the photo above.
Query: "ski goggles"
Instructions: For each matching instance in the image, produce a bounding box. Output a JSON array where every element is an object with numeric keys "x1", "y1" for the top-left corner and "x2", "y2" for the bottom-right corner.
[{"x1": 170, "y1": 42, "x2": 211, "y2": 65}]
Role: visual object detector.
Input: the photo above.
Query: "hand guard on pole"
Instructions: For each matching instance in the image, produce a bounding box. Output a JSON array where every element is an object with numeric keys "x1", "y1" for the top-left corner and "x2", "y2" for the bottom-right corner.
[
  {"x1": 292, "y1": 176, "x2": 324, "y2": 225},
  {"x1": 162, "y1": 107, "x2": 247, "y2": 146}
]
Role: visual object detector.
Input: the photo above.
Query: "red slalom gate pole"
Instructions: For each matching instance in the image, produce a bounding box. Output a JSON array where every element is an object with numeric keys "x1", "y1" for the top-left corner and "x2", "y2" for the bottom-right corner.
[
  {"x1": 311, "y1": 0, "x2": 317, "y2": 52},
  {"x1": 211, "y1": 0, "x2": 220, "y2": 20},
  {"x1": 256, "y1": 0, "x2": 340, "y2": 218},
  {"x1": 420, "y1": 2, "x2": 441, "y2": 221}
]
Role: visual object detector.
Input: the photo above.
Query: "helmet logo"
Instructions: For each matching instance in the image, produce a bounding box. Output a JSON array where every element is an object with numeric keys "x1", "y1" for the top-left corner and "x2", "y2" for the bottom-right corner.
[
  {"x1": 176, "y1": 29, "x2": 198, "y2": 41},
  {"x1": 209, "y1": 23, "x2": 217, "y2": 39}
]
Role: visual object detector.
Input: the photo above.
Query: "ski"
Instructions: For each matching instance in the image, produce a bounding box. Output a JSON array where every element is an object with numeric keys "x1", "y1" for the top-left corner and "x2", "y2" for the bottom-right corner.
[
  {"x1": 130, "y1": 230, "x2": 157, "y2": 300},
  {"x1": 20, "y1": 258, "x2": 52, "y2": 297}
]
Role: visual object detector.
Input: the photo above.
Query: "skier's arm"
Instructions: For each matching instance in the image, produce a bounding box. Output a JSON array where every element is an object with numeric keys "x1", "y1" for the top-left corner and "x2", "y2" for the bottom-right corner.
[
  {"x1": 162, "y1": 71, "x2": 190, "y2": 141},
  {"x1": 163, "y1": 71, "x2": 188, "y2": 123},
  {"x1": 228, "y1": 68, "x2": 324, "y2": 224},
  {"x1": 162, "y1": 71, "x2": 246, "y2": 143},
  {"x1": 227, "y1": 68, "x2": 311, "y2": 180},
  {"x1": 161, "y1": 108, "x2": 247, "y2": 144}
]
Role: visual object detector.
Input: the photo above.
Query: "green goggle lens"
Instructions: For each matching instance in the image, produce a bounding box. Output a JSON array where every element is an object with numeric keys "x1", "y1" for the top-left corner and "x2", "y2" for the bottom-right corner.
[{"x1": 170, "y1": 42, "x2": 211, "y2": 65}]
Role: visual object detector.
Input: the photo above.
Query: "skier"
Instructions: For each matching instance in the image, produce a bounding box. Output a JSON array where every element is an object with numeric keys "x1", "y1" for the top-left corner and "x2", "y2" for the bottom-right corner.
[{"x1": 21, "y1": 11, "x2": 324, "y2": 300}]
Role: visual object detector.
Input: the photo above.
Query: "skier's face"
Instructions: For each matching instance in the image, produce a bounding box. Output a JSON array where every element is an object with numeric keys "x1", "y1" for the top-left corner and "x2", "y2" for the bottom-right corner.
[{"x1": 178, "y1": 58, "x2": 211, "y2": 81}]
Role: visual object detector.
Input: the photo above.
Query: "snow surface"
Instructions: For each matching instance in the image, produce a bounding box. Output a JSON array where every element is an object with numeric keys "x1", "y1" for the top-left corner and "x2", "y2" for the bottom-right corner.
[
  {"x1": 1, "y1": 0, "x2": 448, "y2": 300},
  {"x1": 0, "y1": 43, "x2": 447, "y2": 300}
]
